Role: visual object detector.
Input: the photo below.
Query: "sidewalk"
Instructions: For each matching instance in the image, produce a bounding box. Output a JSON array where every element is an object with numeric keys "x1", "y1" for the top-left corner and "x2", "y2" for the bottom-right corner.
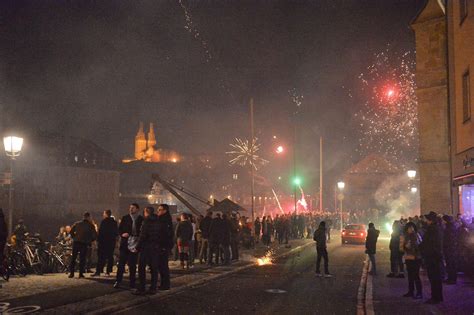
[
  {"x1": 0, "y1": 239, "x2": 312, "y2": 314},
  {"x1": 371, "y1": 239, "x2": 474, "y2": 315}
]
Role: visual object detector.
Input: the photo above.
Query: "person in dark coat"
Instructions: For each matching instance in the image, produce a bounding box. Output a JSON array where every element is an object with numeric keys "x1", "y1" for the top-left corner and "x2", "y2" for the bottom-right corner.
[
  {"x1": 387, "y1": 220, "x2": 405, "y2": 278},
  {"x1": 199, "y1": 211, "x2": 213, "y2": 264},
  {"x1": 92, "y1": 210, "x2": 118, "y2": 276},
  {"x1": 176, "y1": 213, "x2": 194, "y2": 269},
  {"x1": 69, "y1": 212, "x2": 98, "y2": 278},
  {"x1": 114, "y1": 203, "x2": 143, "y2": 289},
  {"x1": 208, "y1": 213, "x2": 224, "y2": 265},
  {"x1": 313, "y1": 221, "x2": 331, "y2": 277},
  {"x1": 365, "y1": 223, "x2": 380, "y2": 275},
  {"x1": 420, "y1": 211, "x2": 443, "y2": 304},
  {"x1": 230, "y1": 213, "x2": 240, "y2": 261},
  {"x1": 221, "y1": 213, "x2": 231, "y2": 265},
  {"x1": 133, "y1": 206, "x2": 160, "y2": 295},
  {"x1": 442, "y1": 215, "x2": 458, "y2": 284},
  {"x1": 155, "y1": 204, "x2": 174, "y2": 290}
]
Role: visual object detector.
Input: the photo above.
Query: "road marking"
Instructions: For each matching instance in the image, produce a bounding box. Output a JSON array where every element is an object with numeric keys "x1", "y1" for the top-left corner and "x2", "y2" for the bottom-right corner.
[{"x1": 265, "y1": 289, "x2": 287, "y2": 294}]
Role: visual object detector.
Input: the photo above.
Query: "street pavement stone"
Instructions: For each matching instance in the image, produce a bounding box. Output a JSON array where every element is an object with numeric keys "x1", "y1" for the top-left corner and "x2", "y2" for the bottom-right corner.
[
  {"x1": 0, "y1": 239, "x2": 311, "y2": 314},
  {"x1": 373, "y1": 238, "x2": 474, "y2": 315}
]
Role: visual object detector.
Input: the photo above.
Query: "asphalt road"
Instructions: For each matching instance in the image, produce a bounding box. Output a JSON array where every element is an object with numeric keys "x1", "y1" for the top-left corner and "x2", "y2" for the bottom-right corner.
[{"x1": 118, "y1": 239, "x2": 367, "y2": 315}]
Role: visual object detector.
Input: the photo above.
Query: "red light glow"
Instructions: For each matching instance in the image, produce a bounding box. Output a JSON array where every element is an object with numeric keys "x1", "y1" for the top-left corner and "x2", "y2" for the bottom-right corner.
[{"x1": 276, "y1": 145, "x2": 284, "y2": 154}]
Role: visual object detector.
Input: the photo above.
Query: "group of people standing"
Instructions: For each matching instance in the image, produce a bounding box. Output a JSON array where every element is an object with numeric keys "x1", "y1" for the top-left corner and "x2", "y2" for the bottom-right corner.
[
  {"x1": 67, "y1": 203, "x2": 173, "y2": 295},
  {"x1": 373, "y1": 211, "x2": 463, "y2": 305}
]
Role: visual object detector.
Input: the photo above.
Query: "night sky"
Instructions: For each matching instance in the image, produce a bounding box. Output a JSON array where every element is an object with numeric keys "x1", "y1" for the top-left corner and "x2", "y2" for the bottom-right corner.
[{"x1": 1, "y1": 0, "x2": 425, "y2": 180}]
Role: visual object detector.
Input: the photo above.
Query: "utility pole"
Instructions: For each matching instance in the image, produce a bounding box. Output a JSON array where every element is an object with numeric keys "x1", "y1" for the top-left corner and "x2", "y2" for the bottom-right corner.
[
  {"x1": 319, "y1": 136, "x2": 323, "y2": 212},
  {"x1": 250, "y1": 98, "x2": 255, "y2": 229}
]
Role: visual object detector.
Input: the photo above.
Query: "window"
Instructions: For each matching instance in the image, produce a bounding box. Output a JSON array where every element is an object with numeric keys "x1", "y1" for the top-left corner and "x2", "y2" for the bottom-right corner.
[
  {"x1": 460, "y1": 0, "x2": 468, "y2": 24},
  {"x1": 463, "y1": 69, "x2": 471, "y2": 123}
]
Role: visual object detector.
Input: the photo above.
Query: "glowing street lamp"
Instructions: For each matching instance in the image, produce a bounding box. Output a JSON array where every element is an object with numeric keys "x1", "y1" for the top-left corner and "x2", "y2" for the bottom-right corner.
[
  {"x1": 407, "y1": 170, "x2": 416, "y2": 179},
  {"x1": 276, "y1": 145, "x2": 284, "y2": 154},
  {"x1": 337, "y1": 181, "x2": 345, "y2": 230},
  {"x1": 410, "y1": 187, "x2": 418, "y2": 194},
  {"x1": 3, "y1": 135, "x2": 24, "y2": 236}
]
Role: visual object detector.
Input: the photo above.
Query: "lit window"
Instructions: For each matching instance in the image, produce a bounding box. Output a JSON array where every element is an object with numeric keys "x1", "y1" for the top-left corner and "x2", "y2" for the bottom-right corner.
[
  {"x1": 460, "y1": 0, "x2": 468, "y2": 24},
  {"x1": 463, "y1": 69, "x2": 471, "y2": 123},
  {"x1": 232, "y1": 174, "x2": 238, "y2": 180}
]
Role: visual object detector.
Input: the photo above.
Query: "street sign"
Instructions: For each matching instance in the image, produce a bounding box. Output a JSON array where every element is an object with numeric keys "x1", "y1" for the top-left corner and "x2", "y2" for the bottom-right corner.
[{"x1": 337, "y1": 193, "x2": 344, "y2": 201}]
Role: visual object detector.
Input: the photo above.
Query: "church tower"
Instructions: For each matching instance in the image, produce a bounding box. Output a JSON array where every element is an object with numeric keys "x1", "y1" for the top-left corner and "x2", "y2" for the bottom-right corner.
[
  {"x1": 147, "y1": 123, "x2": 157, "y2": 149},
  {"x1": 134, "y1": 122, "x2": 147, "y2": 160},
  {"x1": 146, "y1": 122, "x2": 157, "y2": 158}
]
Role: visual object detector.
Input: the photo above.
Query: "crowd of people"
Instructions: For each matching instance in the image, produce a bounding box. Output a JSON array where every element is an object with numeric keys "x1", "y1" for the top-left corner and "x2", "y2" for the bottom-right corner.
[{"x1": 365, "y1": 211, "x2": 474, "y2": 305}]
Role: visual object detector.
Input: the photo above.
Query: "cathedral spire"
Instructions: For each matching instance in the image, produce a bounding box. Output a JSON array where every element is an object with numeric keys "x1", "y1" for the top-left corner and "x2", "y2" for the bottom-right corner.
[{"x1": 134, "y1": 121, "x2": 147, "y2": 160}]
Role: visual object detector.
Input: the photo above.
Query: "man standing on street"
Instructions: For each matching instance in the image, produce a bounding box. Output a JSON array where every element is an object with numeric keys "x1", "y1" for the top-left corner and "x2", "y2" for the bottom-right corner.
[
  {"x1": 313, "y1": 221, "x2": 331, "y2": 277},
  {"x1": 421, "y1": 211, "x2": 443, "y2": 304},
  {"x1": 156, "y1": 204, "x2": 174, "y2": 290},
  {"x1": 133, "y1": 206, "x2": 160, "y2": 295},
  {"x1": 92, "y1": 210, "x2": 118, "y2": 277},
  {"x1": 114, "y1": 203, "x2": 143, "y2": 289},
  {"x1": 365, "y1": 223, "x2": 380, "y2": 275},
  {"x1": 199, "y1": 211, "x2": 213, "y2": 264},
  {"x1": 69, "y1": 212, "x2": 97, "y2": 278}
]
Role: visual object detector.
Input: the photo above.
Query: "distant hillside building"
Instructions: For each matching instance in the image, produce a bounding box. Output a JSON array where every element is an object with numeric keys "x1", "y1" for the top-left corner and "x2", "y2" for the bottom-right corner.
[{"x1": 123, "y1": 122, "x2": 181, "y2": 164}]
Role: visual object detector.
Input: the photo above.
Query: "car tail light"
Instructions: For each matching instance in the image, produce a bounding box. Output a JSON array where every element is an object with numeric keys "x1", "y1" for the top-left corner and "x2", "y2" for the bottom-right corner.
[
  {"x1": 360, "y1": 232, "x2": 364, "y2": 237},
  {"x1": 342, "y1": 231, "x2": 346, "y2": 236}
]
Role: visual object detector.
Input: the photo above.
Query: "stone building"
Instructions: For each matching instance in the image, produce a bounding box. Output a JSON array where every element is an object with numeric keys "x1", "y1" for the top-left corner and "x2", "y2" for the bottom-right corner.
[
  {"x1": 447, "y1": 0, "x2": 474, "y2": 217},
  {"x1": 412, "y1": 0, "x2": 473, "y2": 216},
  {"x1": 0, "y1": 132, "x2": 120, "y2": 238},
  {"x1": 411, "y1": 0, "x2": 452, "y2": 214}
]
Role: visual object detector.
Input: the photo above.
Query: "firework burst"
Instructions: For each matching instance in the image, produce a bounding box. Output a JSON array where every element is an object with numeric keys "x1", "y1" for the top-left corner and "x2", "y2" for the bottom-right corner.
[
  {"x1": 227, "y1": 138, "x2": 269, "y2": 170},
  {"x1": 354, "y1": 48, "x2": 418, "y2": 165}
]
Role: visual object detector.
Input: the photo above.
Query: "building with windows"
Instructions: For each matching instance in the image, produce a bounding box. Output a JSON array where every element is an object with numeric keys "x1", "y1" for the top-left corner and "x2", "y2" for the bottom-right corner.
[
  {"x1": 447, "y1": 0, "x2": 474, "y2": 217},
  {"x1": 412, "y1": 0, "x2": 473, "y2": 216},
  {"x1": 0, "y1": 132, "x2": 120, "y2": 238}
]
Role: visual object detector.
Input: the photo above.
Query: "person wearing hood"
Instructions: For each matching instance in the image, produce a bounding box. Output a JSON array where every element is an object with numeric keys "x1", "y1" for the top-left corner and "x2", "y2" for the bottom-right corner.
[
  {"x1": 420, "y1": 211, "x2": 443, "y2": 304},
  {"x1": 133, "y1": 206, "x2": 160, "y2": 295},
  {"x1": 365, "y1": 223, "x2": 380, "y2": 276},
  {"x1": 387, "y1": 220, "x2": 405, "y2": 278},
  {"x1": 313, "y1": 221, "x2": 331, "y2": 277},
  {"x1": 114, "y1": 203, "x2": 143, "y2": 289},
  {"x1": 402, "y1": 222, "x2": 423, "y2": 299}
]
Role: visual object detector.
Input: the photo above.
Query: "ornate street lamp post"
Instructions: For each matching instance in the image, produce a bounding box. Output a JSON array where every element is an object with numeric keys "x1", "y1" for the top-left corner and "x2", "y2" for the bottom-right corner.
[
  {"x1": 3, "y1": 136, "x2": 24, "y2": 236},
  {"x1": 337, "y1": 181, "x2": 345, "y2": 230}
]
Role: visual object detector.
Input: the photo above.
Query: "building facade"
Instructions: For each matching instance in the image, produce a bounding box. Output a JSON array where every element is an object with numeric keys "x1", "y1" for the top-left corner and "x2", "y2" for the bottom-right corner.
[
  {"x1": 0, "y1": 133, "x2": 120, "y2": 238},
  {"x1": 412, "y1": 0, "x2": 473, "y2": 216},
  {"x1": 448, "y1": 0, "x2": 474, "y2": 217},
  {"x1": 411, "y1": 0, "x2": 453, "y2": 214}
]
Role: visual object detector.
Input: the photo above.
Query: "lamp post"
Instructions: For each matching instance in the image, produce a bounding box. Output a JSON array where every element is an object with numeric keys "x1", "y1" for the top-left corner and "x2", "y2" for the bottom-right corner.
[
  {"x1": 337, "y1": 181, "x2": 345, "y2": 230},
  {"x1": 3, "y1": 136, "x2": 24, "y2": 236}
]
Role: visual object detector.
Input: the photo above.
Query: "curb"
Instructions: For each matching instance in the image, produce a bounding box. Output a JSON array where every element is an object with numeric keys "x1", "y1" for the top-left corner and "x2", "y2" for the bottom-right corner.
[
  {"x1": 357, "y1": 256, "x2": 375, "y2": 315},
  {"x1": 86, "y1": 241, "x2": 315, "y2": 315},
  {"x1": 357, "y1": 257, "x2": 369, "y2": 315}
]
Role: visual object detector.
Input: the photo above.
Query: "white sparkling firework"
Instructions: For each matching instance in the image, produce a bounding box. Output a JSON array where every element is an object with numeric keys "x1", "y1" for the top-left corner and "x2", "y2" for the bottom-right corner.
[
  {"x1": 289, "y1": 88, "x2": 304, "y2": 110},
  {"x1": 355, "y1": 49, "x2": 418, "y2": 165},
  {"x1": 227, "y1": 138, "x2": 269, "y2": 170}
]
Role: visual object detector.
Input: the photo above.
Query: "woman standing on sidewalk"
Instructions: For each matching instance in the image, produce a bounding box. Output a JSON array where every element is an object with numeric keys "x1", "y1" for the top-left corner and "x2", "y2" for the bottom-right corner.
[{"x1": 402, "y1": 222, "x2": 423, "y2": 299}]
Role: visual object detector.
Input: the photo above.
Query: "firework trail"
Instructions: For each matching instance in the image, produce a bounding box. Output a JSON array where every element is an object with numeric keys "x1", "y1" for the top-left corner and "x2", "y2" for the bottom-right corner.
[
  {"x1": 176, "y1": 0, "x2": 238, "y2": 106},
  {"x1": 226, "y1": 138, "x2": 269, "y2": 171},
  {"x1": 354, "y1": 48, "x2": 418, "y2": 166},
  {"x1": 177, "y1": 0, "x2": 212, "y2": 63},
  {"x1": 272, "y1": 188, "x2": 284, "y2": 214}
]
